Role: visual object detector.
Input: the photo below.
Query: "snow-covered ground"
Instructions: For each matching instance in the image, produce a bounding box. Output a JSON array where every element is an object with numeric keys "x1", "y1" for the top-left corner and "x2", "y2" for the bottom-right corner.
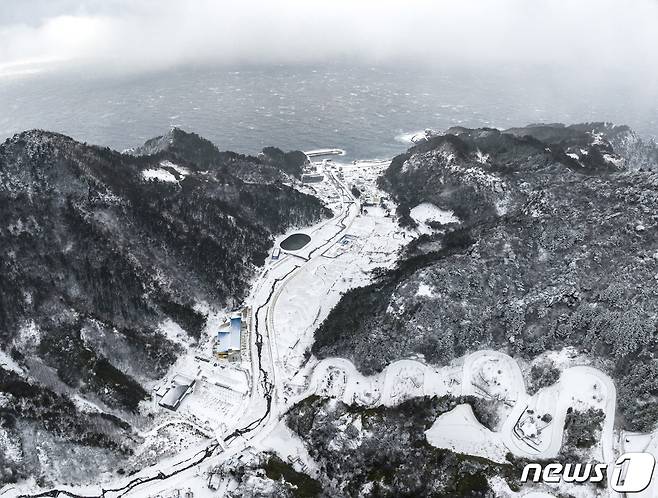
[
  {"x1": 0, "y1": 152, "x2": 630, "y2": 498},
  {"x1": 298, "y1": 349, "x2": 620, "y2": 498},
  {"x1": 0, "y1": 348, "x2": 24, "y2": 375},
  {"x1": 301, "y1": 357, "x2": 460, "y2": 409},
  {"x1": 498, "y1": 365, "x2": 615, "y2": 462},
  {"x1": 141, "y1": 167, "x2": 178, "y2": 183},
  {"x1": 425, "y1": 404, "x2": 508, "y2": 463},
  {"x1": 410, "y1": 201, "x2": 460, "y2": 230},
  {"x1": 160, "y1": 160, "x2": 190, "y2": 178},
  {"x1": 271, "y1": 207, "x2": 405, "y2": 394},
  {"x1": 260, "y1": 421, "x2": 319, "y2": 477},
  {"x1": 302, "y1": 349, "x2": 613, "y2": 460}
]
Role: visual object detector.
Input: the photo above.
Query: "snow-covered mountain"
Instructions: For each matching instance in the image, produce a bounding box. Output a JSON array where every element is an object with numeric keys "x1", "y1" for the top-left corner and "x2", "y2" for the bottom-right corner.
[
  {"x1": 0, "y1": 129, "x2": 330, "y2": 485},
  {"x1": 313, "y1": 122, "x2": 658, "y2": 434}
]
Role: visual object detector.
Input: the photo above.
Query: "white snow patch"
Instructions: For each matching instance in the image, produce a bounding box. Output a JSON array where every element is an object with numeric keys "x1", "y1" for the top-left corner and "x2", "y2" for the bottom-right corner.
[
  {"x1": 538, "y1": 347, "x2": 581, "y2": 370},
  {"x1": 0, "y1": 349, "x2": 24, "y2": 375},
  {"x1": 416, "y1": 283, "x2": 436, "y2": 298},
  {"x1": 410, "y1": 202, "x2": 459, "y2": 226},
  {"x1": 487, "y1": 475, "x2": 525, "y2": 497},
  {"x1": 386, "y1": 296, "x2": 406, "y2": 316},
  {"x1": 603, "y1": 153, "x2": 624, "y2": 167},
  {"x1": 158, "y1": 319, "x2": 190, "y2": 347},
  {"x1": 590, "y1": 131, "x2": 606, "y2": 145},
  {"x1": 436, "y1": 149, "x2": 505, "y2": 192},
  {"x1": 194, "y1": 301, "x2": 226, "y2": 339},
  {"x1": 72, "y1": 395, "x2": 104, "y2": 414},
  {"x1": 517, "y1": 492, "x2": 557, "y2": 498},
  {"x1": 495, "y1": 194, "x2": 512, "y2": 215},
  {"x1": 142, "y1": 168, "x2": 178, "y2": 183},
  {"x1": 0, "y1": 427, "x2": 22, "y2": 462},
  {"x1": 475, "y1": 149, "x2": 490, "y2": 164},
  {"x1": 160, "y1": 160, "x2": 190, "y2": 177},
  {"x1": 425, "y1": 404, "x2": 508, "y2": 463},
  {"x1": 260, "y1": 420, "x2": 319, "y2": 476},
  {"x1": 13, "y1": 320, "x2": 40, "y2": 349},
  {"x1": 437, "y1": 149, "x2": 456, "y2": 165}
]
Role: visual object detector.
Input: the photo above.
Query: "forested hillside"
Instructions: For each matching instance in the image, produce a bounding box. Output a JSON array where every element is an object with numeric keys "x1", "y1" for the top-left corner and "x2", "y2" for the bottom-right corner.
[
  {"x1": 0, "y1": 128, "x2": 330, "y2": 484},
  {"x1": 313, "y1": 123, "x2": 658, "y2": 433}
]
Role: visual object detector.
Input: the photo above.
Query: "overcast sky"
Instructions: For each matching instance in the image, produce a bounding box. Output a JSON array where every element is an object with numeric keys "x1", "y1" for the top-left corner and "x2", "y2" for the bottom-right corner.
[{"x1": 1, "y1": 0, "x2": 657, "y2": 77}]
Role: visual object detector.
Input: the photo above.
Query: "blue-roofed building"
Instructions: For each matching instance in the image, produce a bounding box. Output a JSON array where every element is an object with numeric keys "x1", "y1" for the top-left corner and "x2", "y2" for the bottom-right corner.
[
  {"x1": 217, "y1": 327, "x2": 231, "y2": 353},
  {"x1": 230, "y1": 315, "x2": 241, "y2": 350},
  {"x1": 216, "y1": 312, "x2": 243, "y2": 359}
]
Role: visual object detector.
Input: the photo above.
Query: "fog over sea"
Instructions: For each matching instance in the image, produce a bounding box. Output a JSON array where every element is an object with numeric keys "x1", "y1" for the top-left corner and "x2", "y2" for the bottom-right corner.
[{"x1": 2, "y1": 63, "x2": 657, "y2": 161}]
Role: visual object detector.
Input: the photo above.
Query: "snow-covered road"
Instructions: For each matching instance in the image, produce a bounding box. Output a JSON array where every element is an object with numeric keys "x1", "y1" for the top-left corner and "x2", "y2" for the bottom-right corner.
[{"x1": 2, "y1": 157, "x2": 627, "y2": 498}]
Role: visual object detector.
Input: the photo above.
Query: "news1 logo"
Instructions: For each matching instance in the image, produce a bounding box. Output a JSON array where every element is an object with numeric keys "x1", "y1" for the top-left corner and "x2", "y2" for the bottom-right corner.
[
  {"x1": 521, "y1": 452, "x2": 656, "y2": 493},
  {"x1": 611, "y1": 453, "x2": 656, "y2": 493}
]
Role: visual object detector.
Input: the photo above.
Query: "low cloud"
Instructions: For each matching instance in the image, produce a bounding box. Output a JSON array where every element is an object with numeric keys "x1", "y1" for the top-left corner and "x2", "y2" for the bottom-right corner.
[{"x1": 1, "y1": 0, "x2": 657, "y2": 78}]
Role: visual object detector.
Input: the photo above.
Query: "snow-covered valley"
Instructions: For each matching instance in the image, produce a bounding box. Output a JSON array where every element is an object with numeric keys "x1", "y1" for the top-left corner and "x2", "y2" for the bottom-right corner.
[{"x1": 5, "y1": 126, "x2": 658, "y2": 498}]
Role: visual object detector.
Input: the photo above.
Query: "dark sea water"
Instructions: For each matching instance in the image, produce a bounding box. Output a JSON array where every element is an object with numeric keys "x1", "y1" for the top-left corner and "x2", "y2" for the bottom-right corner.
[{"x1": 1, "y1": 63, "x2": 657, "y2": 161}]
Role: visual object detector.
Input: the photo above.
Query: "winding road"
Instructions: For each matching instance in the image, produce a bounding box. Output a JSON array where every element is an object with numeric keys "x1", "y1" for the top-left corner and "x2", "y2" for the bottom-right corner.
[
  {"x1": 5, "y1": 160, "x2": 627, "y2": 498},
  {"x1": 7, "y1": 162, "x2": 360, "y2": 498}
]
